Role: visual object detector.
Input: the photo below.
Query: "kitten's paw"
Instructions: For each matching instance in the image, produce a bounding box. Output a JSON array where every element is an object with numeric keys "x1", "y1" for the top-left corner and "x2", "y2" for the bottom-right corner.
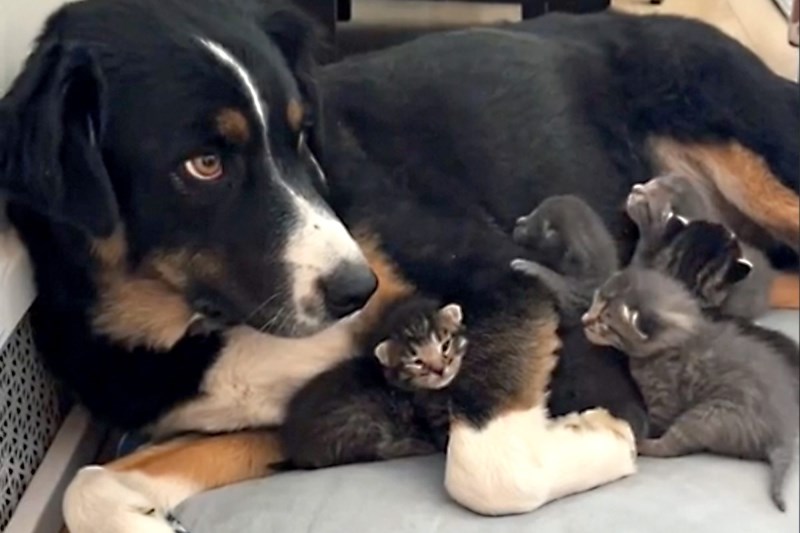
[
  {"x1": 510, "y1": 259, "x2": 546, "y2": 278},
  {"x1": 637, "y1": 438, "x2": 673, "y2": 457}
]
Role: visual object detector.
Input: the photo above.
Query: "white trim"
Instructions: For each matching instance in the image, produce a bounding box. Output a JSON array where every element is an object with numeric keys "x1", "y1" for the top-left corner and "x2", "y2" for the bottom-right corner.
[
  {"x1": 4, "y1": 406, "x2": 106, "y2": 533},
  {"x1": 0, "y1": 203, "x2": 36, "y2": 350},
  {"x1": 198, "y1": 38, "x2": 268, "y2": 136}
]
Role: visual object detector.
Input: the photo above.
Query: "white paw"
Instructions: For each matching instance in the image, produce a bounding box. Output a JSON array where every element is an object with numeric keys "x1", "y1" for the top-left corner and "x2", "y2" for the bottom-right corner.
[
  {"x1": 543, "y1": 408, "x2": 637, "y2": 502},
  {"x1": 63, "y1": 466, "x2": 190, "y2": 533}
]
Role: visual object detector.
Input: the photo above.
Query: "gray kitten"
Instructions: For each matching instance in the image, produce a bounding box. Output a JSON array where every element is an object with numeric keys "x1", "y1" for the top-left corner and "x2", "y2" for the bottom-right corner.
[
  {"x1": 511, "y1": 195, "x2": 618, "y2": 320},
  {"x1": 626, "y1": 173, "x2": 774, "y2": 318},
  {"x1": 583, "y1": 268, "x2": 799, "y2": 511},
  {"x1": 279, "y1": 297, "x2": 467, "y2": 469}
]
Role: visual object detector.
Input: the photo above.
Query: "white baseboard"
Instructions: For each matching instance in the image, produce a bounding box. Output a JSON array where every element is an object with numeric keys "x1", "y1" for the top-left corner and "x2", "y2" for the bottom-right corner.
[{"x1": 4, "y1": 407, "x2": 107, "y2": 533}]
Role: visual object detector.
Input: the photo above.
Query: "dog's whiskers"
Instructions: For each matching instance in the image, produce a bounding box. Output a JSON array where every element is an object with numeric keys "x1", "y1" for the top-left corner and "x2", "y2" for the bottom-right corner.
[{"x1": 245, "y1": 292, "x2": 281, "y2": 323}]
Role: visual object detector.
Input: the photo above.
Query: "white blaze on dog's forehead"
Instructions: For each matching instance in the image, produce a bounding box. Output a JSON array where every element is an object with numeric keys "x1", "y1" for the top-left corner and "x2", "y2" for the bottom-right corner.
[{"x1": 199, "y1": 38, "x2": 268, "y2": 136}]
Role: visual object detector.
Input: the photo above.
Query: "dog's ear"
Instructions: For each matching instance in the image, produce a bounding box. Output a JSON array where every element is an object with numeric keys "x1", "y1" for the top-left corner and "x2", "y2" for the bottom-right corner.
[
  {"x1": 259, "y1": 6, "x2": 329, "y2": 159},
  {"x1": 0, "y1": 41, "x2": 118, "y2": 237},
  {"x1": 260, "y1": 6, "x2": 322, "y2": 75}
]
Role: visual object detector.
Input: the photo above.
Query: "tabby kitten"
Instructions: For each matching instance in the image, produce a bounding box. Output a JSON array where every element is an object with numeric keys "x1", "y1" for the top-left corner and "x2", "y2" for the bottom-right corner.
[
  {"x1": 279, "y1": 297, "x2": 467, "y2": 469},
  {"x1": 583, "y1": 268, "x2": 799, "y2": 511},
  {"x1": 638, "y1": 215, "x2": 754, "y2": 311},
  {"x1": 626, "y1": 173, "x2": 773, "y2": 318},
  {"x1": 510, "y1": 195, "x2": 649, "y2": 439}
]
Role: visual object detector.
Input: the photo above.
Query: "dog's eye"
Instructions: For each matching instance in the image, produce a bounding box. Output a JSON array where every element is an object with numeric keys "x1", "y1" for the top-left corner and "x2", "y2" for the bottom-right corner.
[{"x1": 184, "y1": 154, "x2": 223, "y2": 181}]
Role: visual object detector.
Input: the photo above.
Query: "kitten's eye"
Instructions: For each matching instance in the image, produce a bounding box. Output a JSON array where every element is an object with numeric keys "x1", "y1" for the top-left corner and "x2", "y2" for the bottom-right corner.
[
  {"x1": 184, "y1": 153, "x2": 223, "y2": 181},
  {"x1": 408, "y1": 358, "x2": 424, "y2": 370},
  {"x1": 408, "y1": 347, "x2": 418, "y2": 357},
  {"x1": 441, "y1": 339, "x2": 452, "y2": 352}
]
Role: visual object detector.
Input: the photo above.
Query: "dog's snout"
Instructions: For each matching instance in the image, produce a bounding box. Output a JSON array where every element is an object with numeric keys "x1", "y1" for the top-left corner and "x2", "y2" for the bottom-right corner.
[{"x1": 322, "y1": 262, "x2": 377, "y2": 318}]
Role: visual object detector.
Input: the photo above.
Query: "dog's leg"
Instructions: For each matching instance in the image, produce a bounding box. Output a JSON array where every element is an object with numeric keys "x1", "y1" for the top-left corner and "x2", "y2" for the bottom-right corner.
[
  {"x1": 63, "y1": 431, "x2": 280, "y2": 533},
  {"x1": 444, "y1": 308, "x2": 637, "y2": 516},
  {"x1": 444, "y1": 405, "x2": 637, "y2": 516},
  {"x1": 770, "y1": 273, "x2": 800, "y2": 309}
]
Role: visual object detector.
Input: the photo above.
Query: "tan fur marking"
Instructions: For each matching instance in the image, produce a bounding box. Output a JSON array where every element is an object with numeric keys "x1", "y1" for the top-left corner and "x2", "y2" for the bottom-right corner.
[
  {"x1": 92, "y1": 277, "x2": 194, "y2": 350},
  {"x1": 109, "y1": 431, "x2": 282, "y2": 487},
  {"x1": 651, "y1": 139, "x2": 799, "y2": 251},
  {"x1": 352, "y1": 228, "x2": 416, "y2": 341},
  {"x1": 217, "y1": 108, "x2": 250, "y2": 144},
  {"x1": 286, "y1": 99, "x2": 304, "y2": 133},
  {"x1": 90, "y1": 229, "x2": 196, "y2": 350},
  {"x1": 91, "y1": 229, "x2": 128, "y2": 268},
  {"x1": 495, "y1": 304, "x2": 561, "y2": 413},
  {"x1": 145, "y1": 250, "x2": 224, "y2": 289},
  {"x1": 770, "y1": 273, "x2": 800, "y2": 309}
]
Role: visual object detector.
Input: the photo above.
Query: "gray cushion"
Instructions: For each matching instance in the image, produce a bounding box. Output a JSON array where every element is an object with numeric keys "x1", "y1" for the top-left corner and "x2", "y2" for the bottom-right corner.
[{"x1": 177, "y1": 311, "x2": 800, "y2": 532}]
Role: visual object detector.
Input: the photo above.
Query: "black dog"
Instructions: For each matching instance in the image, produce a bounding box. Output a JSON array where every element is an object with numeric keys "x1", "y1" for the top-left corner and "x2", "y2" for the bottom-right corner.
[{"x1": 1, "y1": 2, "x2": 797, "y2": 530}]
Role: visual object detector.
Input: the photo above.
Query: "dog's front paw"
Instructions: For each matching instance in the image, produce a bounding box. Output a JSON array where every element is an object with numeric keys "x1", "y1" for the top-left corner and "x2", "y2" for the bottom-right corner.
[
  {"x1": 579, "y1": 408, "x2": 637, "y2": 459},
  {"x1": 63, "y1": 466, "x2": 190, "y2": 533}
]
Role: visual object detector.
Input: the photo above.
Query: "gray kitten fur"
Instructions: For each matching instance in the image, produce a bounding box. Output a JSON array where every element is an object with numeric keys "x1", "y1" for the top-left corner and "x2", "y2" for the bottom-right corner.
[
  {"x1": 511, "y1": 195, "x2": 618, "y2": 320},
  {"x1": 583, "y1": 268, "x2": 799, "y2": 511},
  {"x1": 626, "y1": 173, "x2": 774, "y2": 319}
]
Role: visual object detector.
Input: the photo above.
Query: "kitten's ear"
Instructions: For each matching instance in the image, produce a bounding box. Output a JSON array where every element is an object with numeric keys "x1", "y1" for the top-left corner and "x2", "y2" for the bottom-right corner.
[
  {"x1": 725, "y1": 257, "x2": 753, "y2": 285},
  {"x1": 438, "y1": 303, "x2": 463, "y2": 326},
  {"x1": 662, "y1": 211, "x2": 689, "y2": 242},
  {"x1": 374, "y1": 341, "x2": 392, "y2": 366},
  {"x1": 628, "y1": 308, "x2": 649, "y2": 340}
]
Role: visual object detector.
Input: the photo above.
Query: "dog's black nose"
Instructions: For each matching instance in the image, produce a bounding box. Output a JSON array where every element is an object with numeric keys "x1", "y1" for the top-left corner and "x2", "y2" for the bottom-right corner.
[{"x1": 322, "y1": 262, "x2": 377, "y2": 318}]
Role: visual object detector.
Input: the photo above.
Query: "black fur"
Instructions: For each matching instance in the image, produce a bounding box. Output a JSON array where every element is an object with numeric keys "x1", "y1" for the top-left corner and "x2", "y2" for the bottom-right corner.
[{"x1": 1, "y1": 3, "x2": 797, "y2": 431}]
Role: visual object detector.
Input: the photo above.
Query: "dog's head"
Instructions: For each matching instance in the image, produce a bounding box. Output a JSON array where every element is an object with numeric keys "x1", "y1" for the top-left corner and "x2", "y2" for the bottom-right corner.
[{"x1": 0, "y1": 0, "x2": 376, "y2": 348}]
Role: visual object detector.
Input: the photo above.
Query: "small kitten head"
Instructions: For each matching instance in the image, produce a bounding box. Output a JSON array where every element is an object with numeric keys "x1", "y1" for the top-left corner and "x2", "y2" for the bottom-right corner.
[
  {"x1": 512, "y1": 195, "x2": 617, "y2": 278},
  {"x1": 626, "y1": 174, "x2": 713, "y2": 235},
  {"x1": 582, "y1": 268, "x2": 703, "y2": 358},
  {"x1": 374, "y1": 303, "x2": 467, "y2": 390},
  {"x1": 654, "y1": 219, "x2": 753, "y2": 309}
]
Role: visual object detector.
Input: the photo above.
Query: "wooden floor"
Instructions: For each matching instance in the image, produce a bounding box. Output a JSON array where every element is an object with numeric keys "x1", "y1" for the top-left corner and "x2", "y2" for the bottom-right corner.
[{"x1": 342, "y1": 0, "x2": 798, "y2": 80}]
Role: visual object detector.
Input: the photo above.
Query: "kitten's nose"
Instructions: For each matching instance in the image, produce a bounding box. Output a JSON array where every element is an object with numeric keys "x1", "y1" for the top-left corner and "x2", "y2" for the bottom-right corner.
[
  {"x1": 430, "y1": 363, "x2": 445, "y2": 375},
  {"x1": 581, "y1": 313, "x2": 593, "y2": 326}
]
